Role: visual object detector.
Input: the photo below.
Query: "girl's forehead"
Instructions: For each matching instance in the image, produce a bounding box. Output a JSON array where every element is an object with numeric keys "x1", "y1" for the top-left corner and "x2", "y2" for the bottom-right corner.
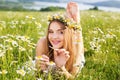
[{"x1": 49, "y1": 21, "x2": 65, "y2": 30}]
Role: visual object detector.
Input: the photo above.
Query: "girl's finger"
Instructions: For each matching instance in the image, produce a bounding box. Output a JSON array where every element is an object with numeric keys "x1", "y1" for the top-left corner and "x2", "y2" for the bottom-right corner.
[
  {"x1": 58, "y1": 49, "x2": 66, "y2": 54},
  {"x1": 65, "y1": 51, "x2": 69, "y2": 55},
  {"x1": 54, "y1": 49, "x2": 60, "y2": 56},
  {"x1": 40, "y1": 58, "x2": 49, "y2": 62},
  {"x1": 42, "y1": 55, "x2": 49, "y2": 60},
  {"x1": 65, "y1": 54, "x2": 70, "y2": 60}
]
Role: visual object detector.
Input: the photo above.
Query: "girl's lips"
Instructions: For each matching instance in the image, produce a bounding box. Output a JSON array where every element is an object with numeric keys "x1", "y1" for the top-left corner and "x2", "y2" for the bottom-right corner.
[{"x1": 52, "y1": 41, "x2": 60, "y2": 45}]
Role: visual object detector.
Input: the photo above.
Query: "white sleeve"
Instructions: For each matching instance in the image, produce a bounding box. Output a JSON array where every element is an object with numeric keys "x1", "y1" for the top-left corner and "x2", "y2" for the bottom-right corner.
[
  {"x1": 79, "y1": 53, "x2": 85, "y2": 69},
  {"x1": 73, "y1": 53, "x2": 85, "y2": 70}
]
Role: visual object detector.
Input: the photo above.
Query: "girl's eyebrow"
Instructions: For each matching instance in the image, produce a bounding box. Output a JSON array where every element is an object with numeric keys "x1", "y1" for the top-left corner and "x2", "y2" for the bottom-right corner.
[
  {"x1": 48, "y1": 28, "x2": 65, "y2": 31},
  {"x1": 57, "y1": 29, "x2": 65, "y2": 31}
]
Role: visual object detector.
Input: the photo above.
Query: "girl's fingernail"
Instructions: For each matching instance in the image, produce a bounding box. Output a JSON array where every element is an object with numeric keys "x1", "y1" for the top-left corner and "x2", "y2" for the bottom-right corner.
[
  {"x1": 65, "y1": 51, "x2": 69, "y2": 54},
  {"x1": 54, "y1": 49, "x2": 59, "y2": 51}
]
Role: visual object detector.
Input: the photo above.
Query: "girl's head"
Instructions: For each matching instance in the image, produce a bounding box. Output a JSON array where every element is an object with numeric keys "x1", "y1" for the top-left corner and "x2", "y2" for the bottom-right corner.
[
  {"x1": 48, "y1": 20, "x2": 66, "y2": 49},
  {"x1": 47, "y1": 19, "x2": 74, "y2": 51}
]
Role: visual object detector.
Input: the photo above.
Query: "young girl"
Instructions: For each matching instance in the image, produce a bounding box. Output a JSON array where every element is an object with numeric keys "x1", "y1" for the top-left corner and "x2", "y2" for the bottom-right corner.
[{"x1": 35, "y1": 2, "x2": 85, "y2": 79}]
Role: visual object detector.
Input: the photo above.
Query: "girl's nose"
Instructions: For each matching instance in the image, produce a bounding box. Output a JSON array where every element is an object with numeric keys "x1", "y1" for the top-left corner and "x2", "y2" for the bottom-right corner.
[{"x1": 53, "y1": 33, "x2": 58, "y2": 39}]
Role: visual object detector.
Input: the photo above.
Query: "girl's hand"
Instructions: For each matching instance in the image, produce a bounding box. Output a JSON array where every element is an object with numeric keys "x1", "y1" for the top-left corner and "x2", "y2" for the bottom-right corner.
[
  {"x1": 54, "y1": 49, "x2": 70, "y2": 67},
  {"x1": 36, "y1": 55, "x2": 49, "y2": 71},
  {"x1": 66, "y1": 2, "x2": 80, "y2": 23}
]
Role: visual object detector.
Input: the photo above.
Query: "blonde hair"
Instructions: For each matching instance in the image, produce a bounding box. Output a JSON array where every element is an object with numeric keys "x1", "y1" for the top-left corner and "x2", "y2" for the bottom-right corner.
[{"x1": 43, "y1": 20, "x2": 77, "y2": 73}]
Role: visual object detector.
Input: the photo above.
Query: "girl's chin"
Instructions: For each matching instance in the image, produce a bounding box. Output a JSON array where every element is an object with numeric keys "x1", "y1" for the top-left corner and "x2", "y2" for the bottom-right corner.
[
  {"x1": 52, "y1": 46, "x2": 60, "y2": 49},
  {"x1": 52, "y1": 45, "x2": 62, "y2": 49}
]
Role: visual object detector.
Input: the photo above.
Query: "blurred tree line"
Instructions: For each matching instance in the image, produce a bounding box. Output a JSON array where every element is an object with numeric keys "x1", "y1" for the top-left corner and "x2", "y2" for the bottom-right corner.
[
  {"x1": 0, "y1": 0, "x2": 98, "y2": 11},
  {"x1": 40, "y1": 6, "x2": 65, "y2": 11}
]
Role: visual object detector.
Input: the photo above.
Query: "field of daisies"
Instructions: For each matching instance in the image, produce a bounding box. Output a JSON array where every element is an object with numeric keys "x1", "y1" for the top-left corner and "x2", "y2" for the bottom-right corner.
[{"x1": 0, "y1": 11, "x2": 120, "y2": 80}]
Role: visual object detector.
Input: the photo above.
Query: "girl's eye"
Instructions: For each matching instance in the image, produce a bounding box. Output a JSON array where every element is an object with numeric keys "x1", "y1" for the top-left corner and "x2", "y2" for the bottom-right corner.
[
  {"x1": 48, "y1": 30, "x2": 53, "y2": 33},
  {"x1": 58, "y1": 30, "x2": 64, "y2": 34},
  {"x1": 59, "y1": 31, "x2": 64, "y2": 34}
]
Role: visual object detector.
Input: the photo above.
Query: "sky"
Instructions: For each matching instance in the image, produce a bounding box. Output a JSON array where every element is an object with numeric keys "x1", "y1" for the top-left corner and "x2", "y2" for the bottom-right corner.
[
  {"x1": 5, "y1": 0, "x2": 120, "y2": 12},
  {"x1": 63, "y1": 0, "x2": 119, "y2": 3},
  {"x1": 6, "y1": 0, "x2": 120, "y2": 3}
]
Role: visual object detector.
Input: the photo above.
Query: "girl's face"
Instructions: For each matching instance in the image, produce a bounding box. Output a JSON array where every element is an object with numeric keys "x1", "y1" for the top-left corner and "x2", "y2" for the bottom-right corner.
[{"x1": 48, "y1": 21, "x2": 65, "y2": 49}]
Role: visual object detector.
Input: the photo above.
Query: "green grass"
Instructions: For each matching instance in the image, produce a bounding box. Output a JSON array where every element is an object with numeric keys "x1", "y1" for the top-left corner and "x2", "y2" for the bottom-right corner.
[{"x1": 0, "y1": 10, "x2": 120, "y2": 80}]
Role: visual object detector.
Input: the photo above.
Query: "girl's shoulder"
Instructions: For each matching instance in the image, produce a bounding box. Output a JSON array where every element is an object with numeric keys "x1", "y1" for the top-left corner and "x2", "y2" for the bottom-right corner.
[
  {"x1": 37, "y1": 37, "x2": 46, "y2": 45},
  {"x1": 36, "y1": 37, "x2": 47, "y2": 56}
]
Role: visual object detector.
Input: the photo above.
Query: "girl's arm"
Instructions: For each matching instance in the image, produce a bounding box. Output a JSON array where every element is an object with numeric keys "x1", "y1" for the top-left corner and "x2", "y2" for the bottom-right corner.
[{"x1": 35, "y1": 37, "x2": 49, "y2": 71}]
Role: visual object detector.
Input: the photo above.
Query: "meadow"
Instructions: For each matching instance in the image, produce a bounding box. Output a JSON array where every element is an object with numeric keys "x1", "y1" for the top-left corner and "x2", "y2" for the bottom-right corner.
[{"x1": 0, "y1": 10, "x2": 120, "y2": 80}]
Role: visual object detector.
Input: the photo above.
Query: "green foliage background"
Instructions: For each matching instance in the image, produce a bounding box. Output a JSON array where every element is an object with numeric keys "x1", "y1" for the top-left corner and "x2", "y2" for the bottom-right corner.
[{"x1": 0, "y1": 10, "x2": 120, "y2": 80}]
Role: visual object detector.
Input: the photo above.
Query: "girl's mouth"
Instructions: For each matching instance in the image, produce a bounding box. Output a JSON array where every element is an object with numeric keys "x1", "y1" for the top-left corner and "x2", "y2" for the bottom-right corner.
[{"x1": 52, "y1": 41, "x2": 60, "y2": 45}]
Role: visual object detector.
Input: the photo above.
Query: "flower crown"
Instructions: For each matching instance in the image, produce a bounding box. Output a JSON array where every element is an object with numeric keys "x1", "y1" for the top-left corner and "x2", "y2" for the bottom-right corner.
[{"x1": 47, "y1": 14, "x2": 81, "y2": 30}]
